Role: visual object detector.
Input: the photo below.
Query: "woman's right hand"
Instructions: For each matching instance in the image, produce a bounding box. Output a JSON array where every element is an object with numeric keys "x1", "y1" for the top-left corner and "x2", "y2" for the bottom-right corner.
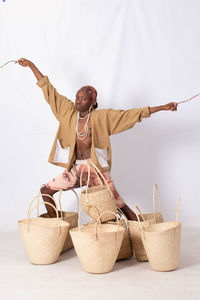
[{"x1": 15, "y1": 58, "x2": 33, "y2": 68}]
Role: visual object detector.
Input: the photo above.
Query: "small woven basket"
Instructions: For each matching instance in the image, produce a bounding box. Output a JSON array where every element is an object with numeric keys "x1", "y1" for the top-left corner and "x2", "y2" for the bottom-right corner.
[{"x1": 80, "y1": 161, "x2": 117, "y2": 222}]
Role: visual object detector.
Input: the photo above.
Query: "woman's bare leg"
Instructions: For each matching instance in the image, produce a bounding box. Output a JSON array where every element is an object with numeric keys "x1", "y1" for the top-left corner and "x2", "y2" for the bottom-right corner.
[
  {"x1": 120, "y1": 204, "x2": 137, "y2": 221},
  {"x1": 40, "y1": 185, "x2": 60, "y2": 218}
]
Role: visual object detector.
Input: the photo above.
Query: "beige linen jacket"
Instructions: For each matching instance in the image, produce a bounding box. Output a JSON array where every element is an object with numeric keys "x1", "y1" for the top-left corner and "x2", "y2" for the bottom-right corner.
[{"x1": 37, "y1": 76, "x2": 151, "y2": 172}]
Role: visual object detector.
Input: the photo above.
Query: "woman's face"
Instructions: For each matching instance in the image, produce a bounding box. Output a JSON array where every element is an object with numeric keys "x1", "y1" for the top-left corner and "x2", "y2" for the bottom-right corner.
[{"x1": 75, "y1": 89, "x2": 92, "y2": 112}]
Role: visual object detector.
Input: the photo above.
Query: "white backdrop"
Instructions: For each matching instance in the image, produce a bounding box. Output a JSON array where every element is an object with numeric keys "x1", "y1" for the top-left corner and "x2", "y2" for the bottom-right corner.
[{"x1": 0, "y1": 0, "x2": 200, "y2": 230}]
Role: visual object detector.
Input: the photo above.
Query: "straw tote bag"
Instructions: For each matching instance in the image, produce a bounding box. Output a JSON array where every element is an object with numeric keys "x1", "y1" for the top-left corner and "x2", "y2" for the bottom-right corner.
[
  {"x1": 128, "y1": 206, "x2": 156, "y2": 262},
  {"x1": 18, "y1": 197, "x2": 70, "y2": 265},
  {"x1": 80, "y1": 161, "x2": 117, "y2": 223},
  {"x1": 108, "y1": 208, "x2": 133, "y2": 261},
  {"x1": 135, "y1": 198, "x2": 181, "y2": 271},
  {"x1": 38, "y1": 187, "x2": 79, "y2": 252},
  {"x1": 141, "y1": 184, "x2": 164, "y2": 223},
  {"x1": 70, "y1": 209, "x2": 125, "y2": 274}
]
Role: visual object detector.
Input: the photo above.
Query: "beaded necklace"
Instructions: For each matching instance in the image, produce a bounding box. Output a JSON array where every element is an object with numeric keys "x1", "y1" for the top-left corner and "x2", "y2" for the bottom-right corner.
[{"x1": 76, "y1": 112, "x2": 91, "y2": 140}]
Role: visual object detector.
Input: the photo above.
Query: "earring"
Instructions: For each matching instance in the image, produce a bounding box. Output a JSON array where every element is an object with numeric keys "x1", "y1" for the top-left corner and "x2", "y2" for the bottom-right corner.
[{"x1": 89, "y1": 105, "x2": 93, "y2": 112}]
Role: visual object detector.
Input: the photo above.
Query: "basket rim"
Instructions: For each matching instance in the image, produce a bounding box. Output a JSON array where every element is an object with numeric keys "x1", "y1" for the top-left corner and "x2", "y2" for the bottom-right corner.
[
  {"x1": 70, "y1": 223, "x2": 125, "y2": 234},
  {"x1": 39, "y1": 211, "x2": 78, "y2": 217},
  {"x1": 81, "y1": 186, "x2": 109, "y2": 195},
  {"x1": 143, "y1": 221, "x2": 181, "y2": 234},
  {"x1": 18, "y1": 218, "x2": 70, "y2": 228}
]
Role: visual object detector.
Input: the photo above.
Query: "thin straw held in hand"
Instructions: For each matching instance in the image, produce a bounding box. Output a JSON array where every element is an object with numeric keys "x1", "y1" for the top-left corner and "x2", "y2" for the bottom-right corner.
[
  {"x1": 178, "y1": 92, "x2": 200, "y2": 104},
  {"x1": 0, "y1": 60, "x2": 17, "y2": 69}
]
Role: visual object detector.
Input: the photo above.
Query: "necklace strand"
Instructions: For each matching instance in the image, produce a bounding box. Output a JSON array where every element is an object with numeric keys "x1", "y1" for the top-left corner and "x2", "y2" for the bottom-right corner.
[
  {"x1": 76, "y1": 112, "x2": 89, "y2": 135},
  {"x1": 76, "y1": 112, "x2": 91, "y2": 140},
  {"x1": 78, "y1": 112, "x2": 90, "y2": 119}
]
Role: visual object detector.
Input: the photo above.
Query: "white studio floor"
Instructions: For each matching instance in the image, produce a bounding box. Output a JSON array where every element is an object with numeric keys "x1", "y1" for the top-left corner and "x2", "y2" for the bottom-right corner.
[{"x1": 0, "y1": 228, "x2": 199, "y2": 300}]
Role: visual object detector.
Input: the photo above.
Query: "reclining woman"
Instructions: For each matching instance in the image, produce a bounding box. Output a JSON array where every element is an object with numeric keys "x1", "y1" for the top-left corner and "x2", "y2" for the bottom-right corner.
[{"x1": 16, "y1": 58, "x2": 178, "y2": 220}]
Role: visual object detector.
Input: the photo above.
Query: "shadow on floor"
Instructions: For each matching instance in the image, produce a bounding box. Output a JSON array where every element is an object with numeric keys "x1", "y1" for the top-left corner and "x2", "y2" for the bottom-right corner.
[{"x1": 57, "y1": 248, "x2": 76, "y2": 262}]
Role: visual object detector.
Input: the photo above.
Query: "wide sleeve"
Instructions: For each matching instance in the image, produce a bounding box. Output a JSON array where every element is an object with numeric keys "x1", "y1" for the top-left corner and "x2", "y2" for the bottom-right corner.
[
  {"x1": 106, "y1": 106, "x2": 151, "y2": 135},
  {"x1": 37, "y1": 76, "x2": 75, "y2": 121}
]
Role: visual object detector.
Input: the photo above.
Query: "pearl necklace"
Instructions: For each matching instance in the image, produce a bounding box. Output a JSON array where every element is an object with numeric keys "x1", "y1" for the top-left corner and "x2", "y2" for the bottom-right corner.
[
  {"x1": 78, "y1": 112, "x2": 90, "y2": 120},
  {"x1": 76, "y1": 112, "x2": 91, "y2": 140}
]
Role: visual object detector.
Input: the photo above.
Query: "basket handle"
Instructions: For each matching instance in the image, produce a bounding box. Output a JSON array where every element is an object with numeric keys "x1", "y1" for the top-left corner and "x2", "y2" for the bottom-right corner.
[
  {"x1": 80, "y1": 163, "x2": 90, "y2": 194},
  {"x1": 116, "y1": 208, "x2": 132, "y2": 228},
  {"x1": 58, "y1": 189, "x2": 80, "y2": 218},
  {"x1": 153, "y1": 184, "x2": 161, "y2": 218},
  {"x1": 134, "y1": 206, "x2": 146, "y2": 222},
  {"x1": 117, "y1": 208, "x2": 128, "y2": 222},
  {"x1": 80, "y1": 162, "x2": 103, "y2": 193},
  {"x1": 80, "y1": 162, "x2": 114, "y2": 199},
  {"x1": 37, "y1": 184, "x2": 46, "y2": 215},
  {"x1": 27, "y1": 201, "x2": 61, "y2": 235},
  {"x1": 89, "y1": 161, "x2": 114, "y2": 198},
  {"x1": 36, "y1": 184, "x2": 60, "y2": 217},
  {"x1": 28, "y1": 192, "x2": 59, "y2": 218},
  {"x1": 78, "y1": 205, "x2": 100, "y2": 227},
  {"x1": 134, "y1": 206, "x2": 145, "y2": 232},
  {"x1": 95, "y1": 211, "x2": 120, "y2": 241}
]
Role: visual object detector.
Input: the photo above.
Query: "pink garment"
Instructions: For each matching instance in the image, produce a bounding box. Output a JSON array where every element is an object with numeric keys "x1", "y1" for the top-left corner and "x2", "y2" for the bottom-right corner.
[{"x1": 46, "y1": 159, "x2": 125, "y2": 208}]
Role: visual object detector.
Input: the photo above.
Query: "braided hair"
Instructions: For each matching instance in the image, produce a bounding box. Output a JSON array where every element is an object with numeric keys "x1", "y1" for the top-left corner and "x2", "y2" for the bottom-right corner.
[{"x1": 80, "y1": 85, "x2": 98, "y2": 110}]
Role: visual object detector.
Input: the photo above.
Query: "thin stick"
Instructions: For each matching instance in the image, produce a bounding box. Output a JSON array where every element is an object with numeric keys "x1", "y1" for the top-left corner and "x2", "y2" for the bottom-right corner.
[
  {"x1": 0, "y1": 60, "x2": 17, "y2": 69},
  {"x1": 178, "y1": 92, "x2": 200, "y2": 104},
  {"x1": 1, "y1": 60, "x2": 200, "y2": 106}
]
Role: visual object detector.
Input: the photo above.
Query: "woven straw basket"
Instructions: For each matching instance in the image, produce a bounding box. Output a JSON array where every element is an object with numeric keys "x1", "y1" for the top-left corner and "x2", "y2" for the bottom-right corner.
[
  {"x1": 108, "y1": 208, "x2": 133, "y2": 261},
  {"x1": 39, "y1": 188, "x2": 79, "y2": 253},
  {"x1": 140, "y1": 184, "x2": 164, "y2": 223},
  {"x1": 70, "y1": 209, "x2": 125, "y2": 274},
  {"x1": 128, "y1": 206, "x2": 155, "y2": 262},
  {"x1": 18, "y1": 198, "x2": 70, "y2": 265},
  {"x1": 135, "y1": 198, "x2": 181, "y2": 271},
  {"x1": 80, "y1": 161, "x2": 117, "y2": 223}
]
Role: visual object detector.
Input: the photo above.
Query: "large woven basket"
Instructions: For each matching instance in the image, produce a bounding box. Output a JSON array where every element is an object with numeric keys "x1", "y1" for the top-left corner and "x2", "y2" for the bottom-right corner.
[
  {"x1": 39, "y1": 189, "x2": 79, "y2": 252},
  {"x1": 135, "y1": 198, "x2": 181, "y2": 271},
  {"x1": 141, "y1": 184, "x2": 164, "y2": 223},
  {"x1": 18, "y1": 199, "x2": 70, "y2": 265},
  {"x1": 108, "y1": 209, "x2": 133, "y2": 261},
  {"x1": 128, "y1": 206, "x2": 155, "y2": 262},
  {"x1": 80, "y1": 161, "x2": 117, "y2": 223},
  {"x1": 70, "y1": 209, "x2": 125, "y2": 274}
]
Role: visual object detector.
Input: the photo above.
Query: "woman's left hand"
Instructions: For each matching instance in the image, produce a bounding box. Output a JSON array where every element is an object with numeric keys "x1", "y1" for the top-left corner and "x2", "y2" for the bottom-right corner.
[{"x1": 163, "y1": 102, "x2": 178, "y2": 111}]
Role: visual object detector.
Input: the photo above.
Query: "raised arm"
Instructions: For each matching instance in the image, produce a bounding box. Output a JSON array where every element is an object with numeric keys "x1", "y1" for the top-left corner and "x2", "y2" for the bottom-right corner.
[
  {"x1": 149, "y1": 102, "x2": 178, "y2": 114},
  {"x1": 16, "y1": 58, "x2": 44, "y2": 81},
  {"x1": 104, "y1": 101, "x2": 178, "y2": 136},
  {"x1": 16, "y1": 58, "x2": 75, "y2": 121},
  {"x1": 105, "y1": 106, "x2": 150, "y2": 135}
]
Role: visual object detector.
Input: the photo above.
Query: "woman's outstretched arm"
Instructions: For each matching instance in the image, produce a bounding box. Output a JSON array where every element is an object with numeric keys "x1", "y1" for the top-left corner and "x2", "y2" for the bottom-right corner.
[
  {"x1": 15, "y1": 58, "x2": 75, "y2": 121},
  {"x1": 16, "y1": 58, "x2": 44, "y2": 81},
  {"x1": 149, "y1": 102, "x2": 178, "y2": 114}
]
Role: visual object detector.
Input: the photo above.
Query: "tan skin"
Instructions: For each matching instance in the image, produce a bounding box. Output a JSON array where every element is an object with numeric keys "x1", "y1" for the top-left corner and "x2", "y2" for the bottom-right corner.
[{"x1": 16, "y1": 58, "x2": 178, "y2": 219}]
